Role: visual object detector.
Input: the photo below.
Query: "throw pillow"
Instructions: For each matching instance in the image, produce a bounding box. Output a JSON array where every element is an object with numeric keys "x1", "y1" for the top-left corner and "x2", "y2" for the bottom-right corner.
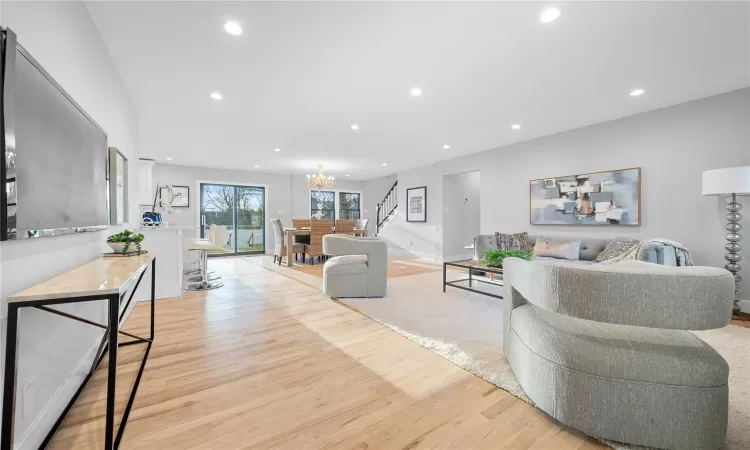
[
  {"x1": 595, "y1": 237, "x2": 642, "y2": 263},
  {"x1": 495, "y1": 231, "x2": 528, "y2": 251},
  {"x1": 533, "y1": 238, "x2": 581, "y2": 261}
]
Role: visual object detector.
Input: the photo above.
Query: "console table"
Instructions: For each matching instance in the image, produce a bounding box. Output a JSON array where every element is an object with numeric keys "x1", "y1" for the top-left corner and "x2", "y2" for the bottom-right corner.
[{"x1": 1, "y1": 253, "x2": 156, "y2": 450}]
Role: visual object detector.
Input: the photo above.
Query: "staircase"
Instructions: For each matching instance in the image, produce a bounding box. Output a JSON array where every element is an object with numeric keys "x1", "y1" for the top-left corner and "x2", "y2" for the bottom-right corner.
[{"x1": 376, "y1": 180, "x2": 398, "y2": 235}]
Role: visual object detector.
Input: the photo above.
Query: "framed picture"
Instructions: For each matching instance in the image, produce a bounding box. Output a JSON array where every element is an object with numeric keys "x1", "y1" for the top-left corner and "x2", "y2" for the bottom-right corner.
[
  {"x1": 530, "y1": 167, "x2": 641, "y2": 225},
  {"x1": 406, "y1": 186, "x2": 427, "y2": 222},
  {"x1": 159, "y1": 185, "x2": 190, "y2": 208}
]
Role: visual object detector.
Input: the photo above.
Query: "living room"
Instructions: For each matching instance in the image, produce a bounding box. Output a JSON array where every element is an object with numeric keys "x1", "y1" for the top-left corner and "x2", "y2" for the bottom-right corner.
[{"x1": 0, "y1": 2, "x2": 748, "y2": 450}]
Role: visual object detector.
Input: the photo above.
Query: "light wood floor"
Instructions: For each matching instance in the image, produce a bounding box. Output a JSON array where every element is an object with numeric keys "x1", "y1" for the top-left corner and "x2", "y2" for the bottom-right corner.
[{"x1": 49, "y1": 256, "x2": 605, "y2": 450}]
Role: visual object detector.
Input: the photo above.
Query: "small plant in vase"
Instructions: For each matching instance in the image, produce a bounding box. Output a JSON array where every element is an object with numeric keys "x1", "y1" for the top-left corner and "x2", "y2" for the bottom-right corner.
[
  {"x1": 107, "y1": 230, "x2": 145, "y2": 254},
  {"x1": 481, "y1": 249, "x2": 533, "y2": 268}
]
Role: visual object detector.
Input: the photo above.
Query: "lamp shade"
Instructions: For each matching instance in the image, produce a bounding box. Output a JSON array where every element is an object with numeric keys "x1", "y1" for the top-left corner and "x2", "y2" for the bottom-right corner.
[{"x1": 702, "y1": 166, "x2": 750, "y2": 196}]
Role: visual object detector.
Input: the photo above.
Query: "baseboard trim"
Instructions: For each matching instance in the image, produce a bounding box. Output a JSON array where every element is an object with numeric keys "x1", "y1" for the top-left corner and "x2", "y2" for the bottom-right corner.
[{"x1": 16, "y1": 337, "x2": 101, "y2": 450}]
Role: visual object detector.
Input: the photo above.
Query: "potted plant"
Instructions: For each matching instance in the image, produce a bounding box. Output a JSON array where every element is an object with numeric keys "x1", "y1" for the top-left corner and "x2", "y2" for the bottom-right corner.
[
  {"x1": 482, "y1": 249, "x2": 533, "y2": 268},
  {"x1": 107, "y1": 229, "x2": 145, "y2": 254}
]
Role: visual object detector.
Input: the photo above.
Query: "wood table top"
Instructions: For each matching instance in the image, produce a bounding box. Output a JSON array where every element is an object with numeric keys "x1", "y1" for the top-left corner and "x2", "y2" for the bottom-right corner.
[{"x1": 8, "y1": 253, "x2": 154, "y2": 303}]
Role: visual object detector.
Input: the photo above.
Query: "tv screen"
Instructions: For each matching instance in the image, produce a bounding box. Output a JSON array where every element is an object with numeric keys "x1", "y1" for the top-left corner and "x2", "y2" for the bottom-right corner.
[{"x1": 2, "y1": 28, "x2": 108, "y2": 240}]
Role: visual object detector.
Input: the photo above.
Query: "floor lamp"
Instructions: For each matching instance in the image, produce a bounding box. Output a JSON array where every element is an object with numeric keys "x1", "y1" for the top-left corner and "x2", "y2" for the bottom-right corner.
[{"x1": 703, "y1": 166, "x2": 750, "y2": 316}]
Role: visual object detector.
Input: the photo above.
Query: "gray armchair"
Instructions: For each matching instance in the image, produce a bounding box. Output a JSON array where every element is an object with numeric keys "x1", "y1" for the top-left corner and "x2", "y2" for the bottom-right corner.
[
  {"x1": 321, "y1": 235, "x2": 387, "y2": 298},
  {"x1": 503, "y1": 258, "x2": 734, "y2": 450}
]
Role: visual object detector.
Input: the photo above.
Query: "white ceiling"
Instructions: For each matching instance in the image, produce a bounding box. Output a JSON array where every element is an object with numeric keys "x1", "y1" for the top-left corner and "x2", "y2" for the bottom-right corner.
[{"x1": 85, "y1": 1, "x2": 750, "y2": 180}]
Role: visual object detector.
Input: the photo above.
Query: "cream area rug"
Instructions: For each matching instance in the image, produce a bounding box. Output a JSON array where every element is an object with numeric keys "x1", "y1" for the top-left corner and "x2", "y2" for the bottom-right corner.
[{"x1": 338, "y1": 271, "x2": 750, "y2": 450}]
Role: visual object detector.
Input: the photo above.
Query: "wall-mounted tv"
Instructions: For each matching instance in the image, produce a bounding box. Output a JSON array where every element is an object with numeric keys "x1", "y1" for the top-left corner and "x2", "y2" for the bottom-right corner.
[{"x1": 1, "y1": 28, "x2": 108, "y2": 241}]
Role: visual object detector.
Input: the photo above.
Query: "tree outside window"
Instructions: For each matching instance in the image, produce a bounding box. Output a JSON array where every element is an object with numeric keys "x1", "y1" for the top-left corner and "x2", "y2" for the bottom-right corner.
[
  {"x1": 310, "y1": 191, "x2": 335, "y2": 219},
  {"x1": 339, "y1": 192, "x2": 360, "y2": 219}
]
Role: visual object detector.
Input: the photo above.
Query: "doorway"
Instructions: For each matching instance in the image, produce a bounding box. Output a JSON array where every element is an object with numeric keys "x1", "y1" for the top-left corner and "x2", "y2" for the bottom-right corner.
[
  {"x1": 442, "y1": 170, "x2": 480, "y2": 262},
  {"x1": 199, "y1": 183, "x2": 266, "y2": 256}
]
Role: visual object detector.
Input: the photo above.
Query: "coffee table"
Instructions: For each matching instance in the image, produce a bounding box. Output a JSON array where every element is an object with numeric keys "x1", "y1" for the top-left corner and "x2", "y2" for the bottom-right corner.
[{"x1": 443, "y1": 259, "x2": 504, "y2": 299}]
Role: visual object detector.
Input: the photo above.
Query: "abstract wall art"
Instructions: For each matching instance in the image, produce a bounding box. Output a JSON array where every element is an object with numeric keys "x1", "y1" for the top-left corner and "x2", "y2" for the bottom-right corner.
[
  {"x1": 406, "y1": 186, "x2": 427, "y2": 222},
  {"x1": 530, "y1": 167, "x2": 641, "y2": 225}
]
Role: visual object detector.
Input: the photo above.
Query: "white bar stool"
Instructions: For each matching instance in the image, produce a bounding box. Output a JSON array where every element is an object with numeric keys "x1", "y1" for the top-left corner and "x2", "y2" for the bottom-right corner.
[{"x1": 184, "y1": 225, "x2": 226, "y2": 290}]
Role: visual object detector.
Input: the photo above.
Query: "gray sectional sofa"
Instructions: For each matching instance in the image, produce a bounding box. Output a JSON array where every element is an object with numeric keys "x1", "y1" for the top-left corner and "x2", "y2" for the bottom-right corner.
[{"x1": 473, "y1": 234, "x2": 680, "y2": 266}]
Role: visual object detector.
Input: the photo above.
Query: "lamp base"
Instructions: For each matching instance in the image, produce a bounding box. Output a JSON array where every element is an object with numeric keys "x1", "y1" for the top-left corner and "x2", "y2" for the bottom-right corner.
[{"x1": 725, "y1": 193, "x2": 743, "y2": 314}]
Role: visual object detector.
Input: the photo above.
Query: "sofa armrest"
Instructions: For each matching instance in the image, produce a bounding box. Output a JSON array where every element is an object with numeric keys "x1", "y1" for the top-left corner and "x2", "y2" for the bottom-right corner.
[
  {"x1": 503, "y1": 258, "x2": 734, "y2": 330},
  {"x1": 323, "y1": 235, "x2": 386, "y2": 259}
]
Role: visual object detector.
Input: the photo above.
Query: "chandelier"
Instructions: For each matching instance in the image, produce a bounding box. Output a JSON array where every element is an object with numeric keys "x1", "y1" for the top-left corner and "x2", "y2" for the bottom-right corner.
[{"x1": 306, "y1": 164, "x2": 335, "y2": 190}]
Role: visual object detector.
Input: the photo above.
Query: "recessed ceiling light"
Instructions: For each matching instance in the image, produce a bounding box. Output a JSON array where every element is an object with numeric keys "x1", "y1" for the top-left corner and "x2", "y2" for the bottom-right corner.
[
  {"x1": 351, "y1": 124, "x2": 360, "y2": 130},
  {"x1": 253, "y1": 165, "x2": 260, "y2": 168},
  {"x1": 165, "y1": 157, "x2": 173, "y2": 161},
  {"x1": 410, "y1": 87, "x2": 422, "y2": 97},
  {"x1": 511, "y1": 124, "x2": 521, "y2": 130},
  {"x1": 630, "y1": 88, "x2": 645, "y2": 97},
  {"x1": 274, "y1": 148, "x2": 281, "y2": 152},
  {"x1": 382, "y1": 163, "x2": 388, "y2": 166},
  {"x1": 443, "y1": 144, "x2": 450, "y2": 149},
  {"x1": 540, "y1": 7, "x2": 561, "y2": 23},
  {"x1": 224, "y1": 21, "x2": 242, "y2": 36},
  {"x1": 345, "y1": 174, "x2": 351, "y2": 177},
  {"x1": 210, "y1": 92, "x2": 223, "y2": 100}
]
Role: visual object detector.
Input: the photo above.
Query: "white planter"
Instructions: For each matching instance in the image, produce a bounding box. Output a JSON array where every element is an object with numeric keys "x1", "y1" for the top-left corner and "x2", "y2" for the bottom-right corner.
[{"x1": 107, "y1": 242, "x2": 135, "y2": 254}]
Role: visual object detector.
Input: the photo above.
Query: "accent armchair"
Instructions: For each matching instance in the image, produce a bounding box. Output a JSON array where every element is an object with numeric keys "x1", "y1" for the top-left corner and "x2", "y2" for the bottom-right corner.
[
  {"x1": 503, "y1": 258, "x2": 734, "y2": 450},
  {"x1": 321, "y1": 235, "x2": 387, "y2": 297}
]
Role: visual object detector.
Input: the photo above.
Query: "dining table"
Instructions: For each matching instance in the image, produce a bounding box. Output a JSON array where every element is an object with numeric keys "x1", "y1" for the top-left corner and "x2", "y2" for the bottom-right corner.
[{"x1": 283, "y1": 227, "x2": 367, "y2": 267}]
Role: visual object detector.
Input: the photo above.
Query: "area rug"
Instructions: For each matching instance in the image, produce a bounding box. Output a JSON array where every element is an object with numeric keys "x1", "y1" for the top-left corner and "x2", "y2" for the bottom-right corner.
[{"x1": 338, "y1": 271, "x2": 750, "y2": 450}]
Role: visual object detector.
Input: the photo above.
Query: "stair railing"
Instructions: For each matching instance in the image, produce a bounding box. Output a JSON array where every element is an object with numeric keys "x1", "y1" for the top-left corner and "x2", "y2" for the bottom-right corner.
[{"x1": 376, "y1": 180, "x2": 398, "y2": 234}]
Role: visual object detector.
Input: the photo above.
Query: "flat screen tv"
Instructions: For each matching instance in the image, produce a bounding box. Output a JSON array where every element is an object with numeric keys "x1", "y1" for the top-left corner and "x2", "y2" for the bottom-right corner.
[{"x1": 1, "y1": 28, "x2": 108, "y2": 240}]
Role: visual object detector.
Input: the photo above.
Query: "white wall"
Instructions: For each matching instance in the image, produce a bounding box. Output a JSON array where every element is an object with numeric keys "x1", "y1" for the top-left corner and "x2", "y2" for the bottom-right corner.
[
  {"x1": 0, "y1": 2, "x2": 140, "y2": 448},
  {"x1": 378, "y1": 88, "x2": 750, "y2": 300},
  {"x1": 442, "y1": 171, "x2": 480, "y2": 261}
]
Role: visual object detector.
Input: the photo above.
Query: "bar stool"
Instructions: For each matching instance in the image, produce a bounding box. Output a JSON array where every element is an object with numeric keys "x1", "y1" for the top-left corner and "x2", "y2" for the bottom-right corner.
[{"x1": 184, "y1": 225, "x2": 226, "y2": 290}]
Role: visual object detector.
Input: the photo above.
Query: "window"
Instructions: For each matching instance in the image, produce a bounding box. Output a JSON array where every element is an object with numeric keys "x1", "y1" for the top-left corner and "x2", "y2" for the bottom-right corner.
[
  {"x1": 309, "y1": 190, "x2": 362, "y2": 220},
  {"x1": 310, "y1": 190, "x2": 335, "y2": 219},
  {"x1": 338, "y1": 192, "x2": 361, "y2": 220}
]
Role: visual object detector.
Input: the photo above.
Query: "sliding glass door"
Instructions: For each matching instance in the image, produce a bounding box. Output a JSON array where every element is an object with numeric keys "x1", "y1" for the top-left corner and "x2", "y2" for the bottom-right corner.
[{"x1": 200, "y1": 183, "x2": 265, "y2": 256}]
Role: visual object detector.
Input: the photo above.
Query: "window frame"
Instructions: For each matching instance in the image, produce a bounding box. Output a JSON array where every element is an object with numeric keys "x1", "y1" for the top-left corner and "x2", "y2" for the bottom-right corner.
[{"x1": 308, "y1": 189, "x2": 364, "y2": 220}]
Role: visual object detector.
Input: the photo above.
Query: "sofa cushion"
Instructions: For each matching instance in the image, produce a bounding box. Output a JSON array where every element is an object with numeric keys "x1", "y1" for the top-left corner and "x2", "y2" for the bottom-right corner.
[
  {"x1": 533, "y1": 237, "x2": 581, "y2": 261},
  {"x1": 496, "y1": 231, "x2": 528, "y2": 251},
  {"x1": 595, "y1": 236, "x2": 642, "y2": 262},
  {"x1": 474, "y1": 235, "x2": 499, "y2": 260},
  {"x1": 324, "y1": 255, "x2": 368, "y2": 275},
  {"x1": 510, "y1": 303, "x2": 728, "y2": 388}
]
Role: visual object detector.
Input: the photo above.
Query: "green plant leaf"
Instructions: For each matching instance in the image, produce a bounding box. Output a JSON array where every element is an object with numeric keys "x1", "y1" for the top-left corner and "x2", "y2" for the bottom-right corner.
[{"x1": 481, "y1": 249, "x2": 532, "y2": 267}]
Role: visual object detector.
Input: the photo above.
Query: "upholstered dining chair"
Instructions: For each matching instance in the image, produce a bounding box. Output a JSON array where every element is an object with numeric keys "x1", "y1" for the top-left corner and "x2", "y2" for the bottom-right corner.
[
  {"x1": 304, "y1": 220, "x2": 334, "y2": 264},
  {"x1": 334, "y1": 219, "x2": 356, "y2": 236},
  {"x1": 355, "y1": 218, "x2": 369, "y2": 230},
  {"x1": 270, "y1": 218, "x2": 304, "y2": 265}
]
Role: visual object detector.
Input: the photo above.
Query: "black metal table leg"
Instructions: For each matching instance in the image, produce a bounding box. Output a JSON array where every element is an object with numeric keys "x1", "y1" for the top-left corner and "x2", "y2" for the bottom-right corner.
[
  {"x1": 105, "y1": 294, "x2": 119, "y2": 449},
  {"x1": 469, "y1": 267, "x2": 473, "y2": 288},
  {"x1": 150, "y1": 258, "x2": 156, "y2": 341},
  {"x1": 443, "y1": 263, "x2": 446, "y2": 293},
  {"x1": 1, "y1": 304, "x2": 19, "y2": 450}
]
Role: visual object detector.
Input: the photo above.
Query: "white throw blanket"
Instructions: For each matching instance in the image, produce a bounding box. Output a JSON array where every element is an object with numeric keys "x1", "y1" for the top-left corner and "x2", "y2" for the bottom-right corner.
[{"x1": 603, "y1": 238, "x2": 694, "y2": 266}]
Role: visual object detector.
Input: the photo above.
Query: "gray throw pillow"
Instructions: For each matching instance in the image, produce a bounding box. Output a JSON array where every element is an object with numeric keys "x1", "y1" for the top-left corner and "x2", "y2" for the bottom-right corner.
[
  {"x1": 495, "y1": 231, "x2": 528, "y2": 251},
  {"x1": 533, "y1": 238, "x2": 581, "y2": 261},
  {"x1": 595, "y1": 237, "x2": 642, "y2": 262}
]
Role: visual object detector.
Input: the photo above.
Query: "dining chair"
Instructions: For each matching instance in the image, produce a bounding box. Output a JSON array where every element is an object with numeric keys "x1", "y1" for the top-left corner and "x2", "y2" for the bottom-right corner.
[
  {"x1": 304, "y1": 220, "x2": 334, "y2": 264},
  {"x1": 335, "y1": 219, "x2": 357, "y2": 236},
  {"x1": 271, "y1": 218, "x2": 305, "y2": 265},
  {"x1": 355, "y1": 218, "x2": 369, "y2": 230},
  {"x1": 292, "y1": 219, "x2": 311, "y2": 245}
]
